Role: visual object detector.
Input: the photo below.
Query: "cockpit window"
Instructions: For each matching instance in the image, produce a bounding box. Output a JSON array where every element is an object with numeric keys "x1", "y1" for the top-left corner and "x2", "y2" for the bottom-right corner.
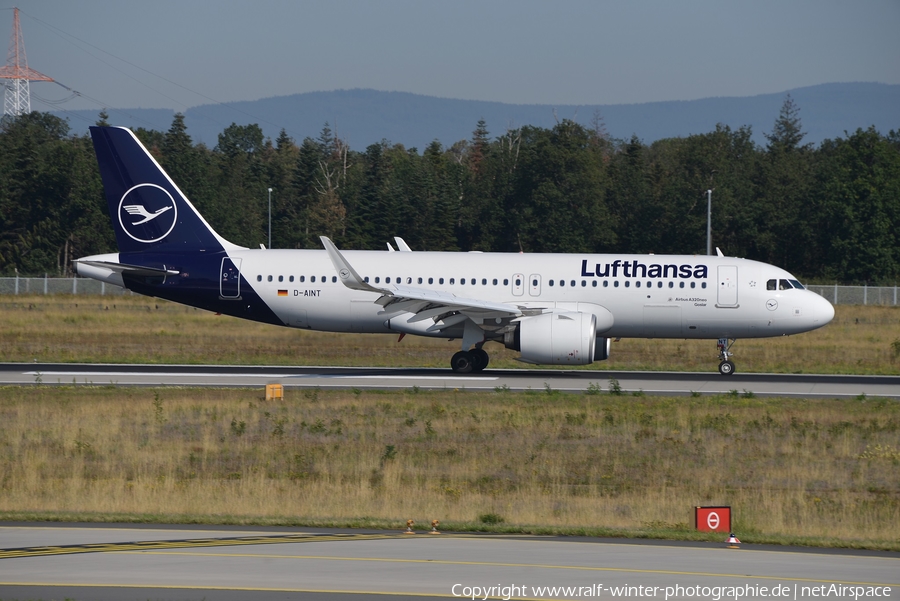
[
  {"x1": 789, "y1": 279, "x2": 804, "y2": 289},
  {"x1": 779, "y1": 279, "x2": 791, "y2": 290},
  {"x1": 767, "y1": 279, "x2": 776, "y2": 290}
]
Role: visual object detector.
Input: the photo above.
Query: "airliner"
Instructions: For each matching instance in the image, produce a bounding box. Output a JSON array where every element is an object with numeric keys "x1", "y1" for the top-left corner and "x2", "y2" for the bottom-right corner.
[{"x1": 75, "y1": 126, "x2": 835, "y2": 375}]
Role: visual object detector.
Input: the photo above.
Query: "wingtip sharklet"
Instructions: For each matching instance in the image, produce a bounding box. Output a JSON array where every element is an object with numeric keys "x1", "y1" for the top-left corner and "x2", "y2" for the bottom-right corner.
[{"x1": 320, "y1": 236, "x2": 383, "y2": 294}]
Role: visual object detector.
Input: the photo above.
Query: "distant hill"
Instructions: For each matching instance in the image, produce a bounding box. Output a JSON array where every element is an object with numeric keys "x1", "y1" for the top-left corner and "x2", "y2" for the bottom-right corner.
[{"x1": 55, "y1": 83, "x2": 899, "y2": 150}]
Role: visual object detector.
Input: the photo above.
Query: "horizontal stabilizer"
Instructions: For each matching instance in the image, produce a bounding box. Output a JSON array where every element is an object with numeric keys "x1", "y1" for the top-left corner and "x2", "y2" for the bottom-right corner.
[{"x1": 73, "y1": 259, "x2": 179, "y2": 277}]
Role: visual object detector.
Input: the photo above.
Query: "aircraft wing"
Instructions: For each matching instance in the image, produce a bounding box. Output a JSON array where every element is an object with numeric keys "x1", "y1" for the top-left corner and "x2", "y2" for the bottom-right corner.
[{"x1": 320, "y1": 237, "x2": 523, "y2": 337}]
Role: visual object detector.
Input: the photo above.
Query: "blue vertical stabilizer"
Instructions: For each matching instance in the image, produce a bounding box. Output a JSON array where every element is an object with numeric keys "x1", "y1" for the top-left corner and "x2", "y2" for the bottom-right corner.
[{"x1": 89, "y1": 126, "x2": 237, "y2": 254}]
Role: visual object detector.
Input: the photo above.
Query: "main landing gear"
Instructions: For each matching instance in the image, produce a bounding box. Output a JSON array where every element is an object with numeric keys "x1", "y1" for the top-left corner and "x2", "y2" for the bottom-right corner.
[
  {"x1": 450, "y1": 347, "x2": 489, "y2": 373},
  {"x1": 717, "y1": 338, "x2": 736, "y2": 375}
]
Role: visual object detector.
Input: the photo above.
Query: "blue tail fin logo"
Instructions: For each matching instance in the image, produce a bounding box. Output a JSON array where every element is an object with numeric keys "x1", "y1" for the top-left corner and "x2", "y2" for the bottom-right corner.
[{"x1": 90, "y1": 126, "x2": 237, "y2": 254}]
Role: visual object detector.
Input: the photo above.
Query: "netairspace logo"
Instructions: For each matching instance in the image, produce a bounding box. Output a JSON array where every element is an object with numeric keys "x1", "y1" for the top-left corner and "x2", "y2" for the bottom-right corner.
[{"x1": 450, "y1": 582, "x2": 893, "y2": 600}]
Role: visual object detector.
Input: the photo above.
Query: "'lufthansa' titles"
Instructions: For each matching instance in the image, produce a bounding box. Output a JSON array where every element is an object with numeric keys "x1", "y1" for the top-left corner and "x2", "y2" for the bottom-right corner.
[{"x1": 581, "y1": 259, "x2": 708, "y2": 279}]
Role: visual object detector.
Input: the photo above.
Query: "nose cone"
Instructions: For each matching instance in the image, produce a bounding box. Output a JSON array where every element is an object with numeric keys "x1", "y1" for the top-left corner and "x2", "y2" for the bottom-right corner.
[{"x1": 809, "y1": 292, "x2": 835, "y2": 328}]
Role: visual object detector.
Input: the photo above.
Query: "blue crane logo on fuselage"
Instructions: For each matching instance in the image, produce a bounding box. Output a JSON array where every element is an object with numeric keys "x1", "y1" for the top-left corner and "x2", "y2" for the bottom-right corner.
[{"x1": 118, "y1": 183, "x2": 178, "y2": 243}]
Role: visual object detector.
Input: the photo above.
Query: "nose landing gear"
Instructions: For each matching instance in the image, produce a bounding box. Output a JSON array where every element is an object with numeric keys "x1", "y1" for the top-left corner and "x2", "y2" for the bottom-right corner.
[{"x1": 717, "y1": 338, "x2": 736, "y2": 375}]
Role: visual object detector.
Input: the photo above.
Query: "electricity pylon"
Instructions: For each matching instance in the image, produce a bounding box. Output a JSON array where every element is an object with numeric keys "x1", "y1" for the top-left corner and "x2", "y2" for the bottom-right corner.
[{"x1": 0, "y1": 8, "x2": 53, "y2": 117}]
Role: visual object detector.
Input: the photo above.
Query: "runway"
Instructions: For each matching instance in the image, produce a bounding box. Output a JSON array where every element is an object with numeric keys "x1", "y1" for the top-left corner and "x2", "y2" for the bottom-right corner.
[
  {"x1": 0, "y1": 524, "x2": 897, "y2": 601},
  {"x1": 0, "y1": 363, "x2": 898, "y2": 398}
]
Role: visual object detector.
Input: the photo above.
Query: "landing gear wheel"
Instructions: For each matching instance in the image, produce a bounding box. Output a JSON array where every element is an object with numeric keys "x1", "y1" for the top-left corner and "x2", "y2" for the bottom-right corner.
[
  {"x1": 716, "y1": 338, "x2": 736, "y2": 376},
  {"x1": 471, "y1": 348, "x2": 489, "y2": 372},
  {"x1": 451, "y1": 351, "x2": 474, "y2": 374}
]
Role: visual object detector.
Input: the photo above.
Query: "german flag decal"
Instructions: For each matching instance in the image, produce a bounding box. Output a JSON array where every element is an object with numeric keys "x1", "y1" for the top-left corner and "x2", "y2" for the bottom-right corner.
[{"x1": 277, "y1": 290, "x2": 288, "y2": 296}]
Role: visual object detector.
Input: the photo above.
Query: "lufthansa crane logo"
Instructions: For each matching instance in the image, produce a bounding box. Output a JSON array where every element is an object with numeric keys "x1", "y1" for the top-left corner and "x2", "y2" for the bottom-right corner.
[{"x1": 118, "y1": 183, "x2": 178, "y2": 243}]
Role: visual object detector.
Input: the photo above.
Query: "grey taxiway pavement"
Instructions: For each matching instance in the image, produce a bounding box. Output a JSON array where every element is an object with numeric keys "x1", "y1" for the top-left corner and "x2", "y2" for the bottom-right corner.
[
  {"x1": 0, "y1": 524, "x2": 897, "y2": 601},
  {"x1": 0, "y1": 363, "x2": 900, "y2": 398},
  {"x1": 1, "y1": 362, "x2": 898, "y2": 398}
]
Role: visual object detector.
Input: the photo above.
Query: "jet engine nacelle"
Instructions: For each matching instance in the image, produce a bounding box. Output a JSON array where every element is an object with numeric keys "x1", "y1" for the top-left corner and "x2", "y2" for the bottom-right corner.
[
  {"x1": 594, "y1": 336, "x2": 611, "y2": 361},
  {"x1": 507, "y1": 311, "x2": 597, "y2": 365}
]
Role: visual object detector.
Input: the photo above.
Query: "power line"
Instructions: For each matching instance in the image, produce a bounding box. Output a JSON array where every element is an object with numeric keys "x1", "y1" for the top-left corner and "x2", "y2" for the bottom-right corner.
[{"x1": 17, "y1": 8, "x2": 302, "y2": 140}]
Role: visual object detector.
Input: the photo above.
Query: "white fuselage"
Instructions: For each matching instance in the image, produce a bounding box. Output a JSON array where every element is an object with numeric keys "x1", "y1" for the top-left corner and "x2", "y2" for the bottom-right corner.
[{"x1": 216, "y1": 248, "x2": 833, "y2": 340}]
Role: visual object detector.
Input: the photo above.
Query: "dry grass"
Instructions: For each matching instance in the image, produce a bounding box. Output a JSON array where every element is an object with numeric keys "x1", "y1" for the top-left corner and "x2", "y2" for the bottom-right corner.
[
  {"x1": 0, "y1": 295, "x2": 898, "y2": 374},
  {"x1": 1, "y1": 386, "x2": 897, "y2": 548}
]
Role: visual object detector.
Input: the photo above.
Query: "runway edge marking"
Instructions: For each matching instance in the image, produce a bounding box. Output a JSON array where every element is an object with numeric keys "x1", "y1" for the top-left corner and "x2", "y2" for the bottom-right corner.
[{"x1": 0, "y1": 532, "x2": 394, "y2": 559}]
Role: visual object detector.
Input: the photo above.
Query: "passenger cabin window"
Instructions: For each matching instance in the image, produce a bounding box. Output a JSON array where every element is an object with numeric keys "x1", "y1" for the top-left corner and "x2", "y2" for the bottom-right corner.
[
  {"x1": 375, "y1": 277, "x2": 380, "y2": 283},
  {"x1": 289, "y1": 276, "x2": 294, "y2": 282},
  {"x1": 439, "y1": 278, "x2": 444, "y2": 284},
  {"x1": 549, "y1": 280, "x2": 555, "y2": 286},
  {"x1": 256, "y1": 275, "x2": 262, "y2": 282},
  {"x1": 332, "y1": 276, "x2": 337, "y2": 283},
  {"x1": 492, "y1": 279, "x2": 498, "y2": 285},
  {"x1": 428, "y1": 277, "x2": 433, "y2": 284},
  {"x1": 450, "y1": 278, "x2": 455, "y2": 284},
  {"x1": 267, "y1": 275, "x2": 272, "y2": 282},
  {"x1": 300, "y1": 276, "x2": 305, "y2": 283},
  {"x1": 278, "y1": 275, "x2": 283, "y2": 282},
  {"x1": 418, "y1": 277, "x2": 423, "y2": 284},
  {"x1": 503, "y1": 279, "x2": 509, "y2": 286},
  {"x1": 515, "y1": 278, "x2": 521, "y2": 286}
]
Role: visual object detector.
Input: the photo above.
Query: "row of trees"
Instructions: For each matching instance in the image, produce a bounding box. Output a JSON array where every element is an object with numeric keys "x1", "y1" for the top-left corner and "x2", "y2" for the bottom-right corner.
[{"x1": 1, "y1": 98, "x2": 898, "y2": 283}]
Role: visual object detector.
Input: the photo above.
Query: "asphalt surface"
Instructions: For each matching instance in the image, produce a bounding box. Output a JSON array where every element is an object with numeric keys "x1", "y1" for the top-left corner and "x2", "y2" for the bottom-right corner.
[
  {"x1": 0, "y1": 363, "x2": 898, "y2": 398},
  {"x1": 0, "y1": 524, "x2": 897, "y2": 601}
]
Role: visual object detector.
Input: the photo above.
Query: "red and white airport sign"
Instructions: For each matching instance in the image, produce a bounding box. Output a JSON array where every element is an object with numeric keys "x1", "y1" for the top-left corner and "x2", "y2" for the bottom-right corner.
[{"x1": 694, "y1": 506, "x2": 731, "y2": 533}]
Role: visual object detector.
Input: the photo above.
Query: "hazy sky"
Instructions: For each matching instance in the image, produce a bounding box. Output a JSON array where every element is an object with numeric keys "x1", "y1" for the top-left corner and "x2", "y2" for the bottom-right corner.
[{"x1": 2, "y1": 0, "x2": 899, "y2": 113}]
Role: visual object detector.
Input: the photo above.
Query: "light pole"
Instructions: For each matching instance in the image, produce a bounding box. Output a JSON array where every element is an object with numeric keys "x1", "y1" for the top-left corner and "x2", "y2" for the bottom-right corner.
[
  {"x1": 706, "y1": 189, "x2": 712, "y2": 256},
  {"x1": 267, "y1": 188, "x2": 273, "y2": 249}
]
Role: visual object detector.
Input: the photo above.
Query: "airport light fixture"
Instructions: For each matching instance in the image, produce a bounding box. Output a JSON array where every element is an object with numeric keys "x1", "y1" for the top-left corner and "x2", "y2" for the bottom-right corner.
[{"x1": 268, "y1": 188, "x2": 272, "y2": 248}]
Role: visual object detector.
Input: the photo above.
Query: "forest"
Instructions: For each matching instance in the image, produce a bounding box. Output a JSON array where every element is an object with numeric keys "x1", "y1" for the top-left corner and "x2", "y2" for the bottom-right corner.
[{"x1": 1, "y1": 97, "x2": 898, "y2": 284}]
